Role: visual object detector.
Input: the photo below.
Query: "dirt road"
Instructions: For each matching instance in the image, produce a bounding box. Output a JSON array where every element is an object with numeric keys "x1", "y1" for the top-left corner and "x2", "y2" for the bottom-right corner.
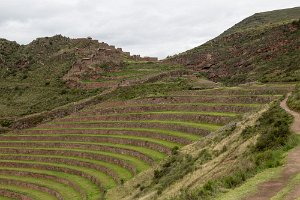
[{"x1": 244, "y1": 94, "x2": 300, "y2": 200}]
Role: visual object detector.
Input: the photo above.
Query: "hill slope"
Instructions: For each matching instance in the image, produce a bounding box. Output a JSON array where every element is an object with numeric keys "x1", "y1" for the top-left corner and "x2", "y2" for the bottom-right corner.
[
  {"x1": 167, "y1": 7, "x2": 300, "y2": 85},
  {"x1": 0, "y1": 6, "x2": 299, "y2": 200},
  {"x1": 0, "y1": 35, "x2": 178, "y2": 130}
]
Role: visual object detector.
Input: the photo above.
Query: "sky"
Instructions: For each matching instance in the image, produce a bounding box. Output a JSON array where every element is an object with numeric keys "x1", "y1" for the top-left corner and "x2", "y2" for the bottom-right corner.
[{"x1": 0, "y1": 1, "x2": 299, "y2": 59}]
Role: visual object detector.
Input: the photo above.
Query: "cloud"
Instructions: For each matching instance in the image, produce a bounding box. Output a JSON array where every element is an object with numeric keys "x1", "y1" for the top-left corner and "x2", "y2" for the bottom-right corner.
[{"x1": 0, "y1": 0, "x2": 299, "y2": 58}]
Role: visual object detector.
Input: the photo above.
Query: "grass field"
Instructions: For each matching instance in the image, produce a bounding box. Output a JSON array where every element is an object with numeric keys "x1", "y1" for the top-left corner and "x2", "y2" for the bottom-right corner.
[{"x1": 0, "y1": 83, "x2": 290, "y2": 199}]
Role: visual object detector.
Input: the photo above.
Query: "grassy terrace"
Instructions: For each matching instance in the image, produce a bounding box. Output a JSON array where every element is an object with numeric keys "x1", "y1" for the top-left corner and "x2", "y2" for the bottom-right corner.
[
  {"x1": 69, "y1": 111, "x2": 240, "y2": 117},
  {"x1": 87, "y1": 102, "x2": 263, "y2": 110},
  {"x1": 48, "y1": 120, "x2": 221, "y2": 131},
  {"x1": 0, "y1": 148, "x2": 133, "y2": 181},
  {"x1": 0, "y1": 146, "x2": 150, "y2": 172},
  {"x1": 0, "y1": 167, "x2": 99, "y2": 200},
  {"x1": 29, "y1": 126, "x2": 207, "y2": 140},
  {"x1": 0, "y1": 174, "x2": 79, "y2": 199},
  {"x1": 0, "y1": 184, "x2": 56, "y2": 200},
  {"x1": 3, "y1": 134, "x2": 182, "y2": 149},
  {"x1": 0, "y1": 84, "x2": 287, "y2": 199},
  {"x1": 0, "y1": 152, "x2": 127, "y2": 185},
  {"x1": 0, "y1": 155, "x2": 116, "y2": 188},
  {"x1": 0, "y1": 141, "x2": 166, "y2": 162},
  {"x1": 0, "y1": 160, "x2": 103, "y2": 199},
  {"x1": 0, "y1": 167, "x2": 87, "y2": 199}
]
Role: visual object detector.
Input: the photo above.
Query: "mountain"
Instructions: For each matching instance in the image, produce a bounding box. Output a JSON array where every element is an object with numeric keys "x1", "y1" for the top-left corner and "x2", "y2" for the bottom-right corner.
[
  {"x1": 0, "y1": 6, "x2": 299, "y2": 200},
  {"x1": 0, "y1": 35, "x2": 165, "y2": 124},
  {"x1": 167, "y1": 7, "x2": 300, "y2": 85}
]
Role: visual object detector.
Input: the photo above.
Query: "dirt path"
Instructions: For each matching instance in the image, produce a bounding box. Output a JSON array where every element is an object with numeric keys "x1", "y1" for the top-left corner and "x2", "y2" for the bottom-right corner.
[
  {"x1": 244, "y1": 94, "x2": 300, "y2": 200},
  {"x1": 280, "y1": 93, "x2": 300, "y2": 134}
]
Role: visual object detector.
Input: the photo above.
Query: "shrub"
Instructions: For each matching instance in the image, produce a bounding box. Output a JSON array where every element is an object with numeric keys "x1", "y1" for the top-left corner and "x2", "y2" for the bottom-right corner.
[
  {"x1": 151, "y1": 153, "x2": 197, "y2": 192},
  {"x1": 254, "y1": 104, "x2": 292, "y2": 151},
  {"x1": 198, "y1": 149, "x2": 212, "y2": 164},
  {"x1": 0, "y1": 119, "x2": 12, "y2": 127},
  {"x1": 287, "y1": 83, "x2": 300, "y2": 112},
  {"x1": 171, "y1": 146, "x2": 179, "y2": 155},
  {"x1": 60, "y1": 89, "x2": 68, "y2": 95}
]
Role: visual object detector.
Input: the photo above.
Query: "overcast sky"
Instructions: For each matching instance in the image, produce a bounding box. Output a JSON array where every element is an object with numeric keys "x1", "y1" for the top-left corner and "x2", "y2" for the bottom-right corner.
[{"x1": 0, "y1": 1, "x2": 299, "y2": 58}]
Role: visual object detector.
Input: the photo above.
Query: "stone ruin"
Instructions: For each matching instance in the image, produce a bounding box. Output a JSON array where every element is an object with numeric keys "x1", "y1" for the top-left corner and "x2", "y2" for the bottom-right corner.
[{"x1": 130, "y1": 55, "x2": 158, "y2": 62}]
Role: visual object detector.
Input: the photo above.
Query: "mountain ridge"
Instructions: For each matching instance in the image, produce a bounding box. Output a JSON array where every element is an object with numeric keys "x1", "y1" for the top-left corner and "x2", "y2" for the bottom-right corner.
[{"x1": 166, "y1": 6, "x2": 300, "y2": 85}]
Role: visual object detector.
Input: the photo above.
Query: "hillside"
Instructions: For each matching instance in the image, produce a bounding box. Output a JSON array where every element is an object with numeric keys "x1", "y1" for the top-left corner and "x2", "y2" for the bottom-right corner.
[
  {"x1": 167, "y1": 7, "x2": 300, "y2": 85},
  {"x1": 0, "y1": 6, "x2": 300, "y2": 200},
  {"x1": 0, "y1": 35, "x2": 179, "y2": 131}
]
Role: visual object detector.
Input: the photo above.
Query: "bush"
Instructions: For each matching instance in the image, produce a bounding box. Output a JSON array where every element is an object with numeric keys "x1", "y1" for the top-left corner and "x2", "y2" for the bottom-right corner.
[
  {"x1": 0, "y1": 119, "x2": 12, "y2": 127},
  {"x1": 151, "y1": 153, "x2": 197, "y2": 192},
  {"x1": 287, "y1": 83, "x2": 300, "y2": 112},
  {"x1": 254, "y1": 104, "x2": 292, "y2": 151}
]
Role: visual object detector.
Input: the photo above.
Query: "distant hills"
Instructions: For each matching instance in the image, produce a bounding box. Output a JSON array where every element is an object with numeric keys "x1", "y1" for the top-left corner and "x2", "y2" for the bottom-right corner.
[{"x1": 167, "y1": 7, "x2": 300, "y2": 84}]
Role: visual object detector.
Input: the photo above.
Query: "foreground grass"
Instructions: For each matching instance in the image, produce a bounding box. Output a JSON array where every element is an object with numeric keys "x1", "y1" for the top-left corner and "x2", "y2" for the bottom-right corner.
[
  {"x1": 0, "y1": 167, "x2": 99, "y2": 200},
  {"x1": 0, "y1": 154, "x2": 116, "y2": 189},
  {"x1": 214, "y1": 166, "x2": 282, "y2": 200},
  {"x1": 0, "y1": 174, "x2": 80, "y2": 200},
  {"x1": 0, "y1": 159, "x2": 104, "y2": 198},
  {"x1": 0, "y1": 184, "x2": 56, "y2": 200},
  {"x1": 272, "y1": 172, "x2": 300, "y2": 200}
]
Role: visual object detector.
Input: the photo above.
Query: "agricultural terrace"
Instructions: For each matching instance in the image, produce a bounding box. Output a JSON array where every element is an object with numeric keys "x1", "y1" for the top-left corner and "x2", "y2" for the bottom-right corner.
[{"x1": 0, "y1": 83, "x2": 293, "y2": 199}]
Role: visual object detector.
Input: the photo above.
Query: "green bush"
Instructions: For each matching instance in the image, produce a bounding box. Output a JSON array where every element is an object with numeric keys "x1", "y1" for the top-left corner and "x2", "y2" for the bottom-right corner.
[
  {"x1": 0, "y1": 119, "x2": 13, "y2": 127},
  {"x1": 288, "y1": 83, "x2": 300, "y2": 112},
  {"x1": 151, "y1": 153, "x2": 196, "y2": 191},
  {"x1": 254, "y1": 104, "x2": 292, "y2": 151}
]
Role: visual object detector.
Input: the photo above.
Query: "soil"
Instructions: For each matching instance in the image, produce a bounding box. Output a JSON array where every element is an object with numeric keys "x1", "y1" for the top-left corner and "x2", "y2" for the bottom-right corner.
[{"x1": 244, "y1": 94, "x2": 300, "y2": 200}]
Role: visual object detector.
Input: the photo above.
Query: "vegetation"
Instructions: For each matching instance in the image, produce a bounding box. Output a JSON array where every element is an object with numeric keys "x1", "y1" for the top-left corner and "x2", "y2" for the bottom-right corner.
[
  {"x1": 111, "y1": 78, "x2": 190, "y2": 100},
  {"x1": 287, "y1": 83, "x2": 300, "y2": 112},
  {"x1": 0, "y1": 36, "x2": 102, "y2": 119},
  {"x1": 0, "y1": 7, "x2": 299, "y2": 200},
  {"x1": 168, "y1": 7, "x2": 300, "y2": 85},
  {"x1": 173, "y1": 104, "x2": 297, "y2": 200},
  {"x1": 0, "y1": 82, "x2": 285, "y2": 200}
]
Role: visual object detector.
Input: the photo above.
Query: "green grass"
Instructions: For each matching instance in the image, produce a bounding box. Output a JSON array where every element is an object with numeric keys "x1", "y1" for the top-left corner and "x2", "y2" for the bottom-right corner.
[
  {"x1": 0, "y1": 78, "x2": 101, "y2": 118},
  {"x1": 102, "y1": 143, "x2": 166, "y2": 161},
  {"x1": 214, "y1": 167, "x2": 282, "y2": 200},
  {"x1": 0, "y1": 156, "x2": 111, "y2": 189},
  {"x1": 0, "y1": 184, "x2": 56, "y2": 200},
  {"x1": 0, "y1": 149, "x2": 132, "y2": 182},
  {"x1": 0, "y1": 167, "x2": 99, "y2": 200},
  {"x1": 0, "y1": 159, "x2": 105, "y2": 196},
  {"x1": 13, "y1": 133, "x2": 184, "y2": 148},
  {"x1": 0, "y1": 140, "x2": 166, "y2": 162},
  {"x1": 0, "y1": 174, "x2": 80, "y2": 200},
  {"x1": 30, "y1": 126, "x2": 201, "y2": 141},
  {"x1": 0, "y1": 195, "x2": 11, "y2": 200},
  {"x1": 0, "y1": 154, "x2": 116, "y2": 189},
  {"x1": 271, "y1": 172, "x2": 300, "y2": 200},
  {"x1": 78, "y1": 111, "x2": 239, "y2": 117},
  {"x1": 50, "y1": 120, "x2": 221, "y2": 131},
  {"x1": 0, "y1": 146, "x2": 150, "y2": 173}
]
